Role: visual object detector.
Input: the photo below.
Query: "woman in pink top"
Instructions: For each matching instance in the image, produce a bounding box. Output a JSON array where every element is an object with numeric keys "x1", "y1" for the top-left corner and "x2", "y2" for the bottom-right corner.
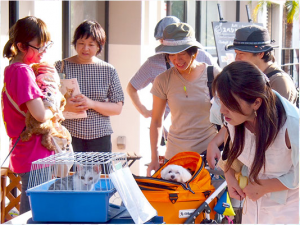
[{"x1": 2, "y1": 16, "x2": 55, "y2": 214}]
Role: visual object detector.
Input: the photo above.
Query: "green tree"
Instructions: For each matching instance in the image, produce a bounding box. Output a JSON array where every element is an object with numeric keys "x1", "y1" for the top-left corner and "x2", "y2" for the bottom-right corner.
[
  {"x1": 283, "y1": 1, "x2": 299, "y2": 74},
  {"x1": 252, "y1": 1, "x2": 299, "y2": 74}
]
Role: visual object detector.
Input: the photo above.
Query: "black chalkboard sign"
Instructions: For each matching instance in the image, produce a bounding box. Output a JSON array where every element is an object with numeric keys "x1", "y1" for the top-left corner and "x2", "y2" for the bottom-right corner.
[{"x1": 212, "y1": 21, "x2": 263, "y2": 68}]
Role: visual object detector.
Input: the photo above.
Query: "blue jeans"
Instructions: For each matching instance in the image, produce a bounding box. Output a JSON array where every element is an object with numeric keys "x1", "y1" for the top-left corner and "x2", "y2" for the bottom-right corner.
[
  {"x1": 18, "y1": 172, "x2": 30, "y2": 214},
  {"x1": 71, "y1": 135, "x2": 112, "y2": 152}
]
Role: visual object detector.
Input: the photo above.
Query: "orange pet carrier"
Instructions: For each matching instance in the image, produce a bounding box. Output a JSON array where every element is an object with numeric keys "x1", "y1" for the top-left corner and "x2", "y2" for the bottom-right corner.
[{"x1": 135, "y1": 152, "x2": 217, "y2": 224}]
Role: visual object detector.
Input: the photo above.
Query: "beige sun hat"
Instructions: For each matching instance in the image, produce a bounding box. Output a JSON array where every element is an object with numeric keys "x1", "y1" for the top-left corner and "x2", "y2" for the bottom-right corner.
[{"x1": 155, "y1": 22, "x2": 203, "y2": 54}]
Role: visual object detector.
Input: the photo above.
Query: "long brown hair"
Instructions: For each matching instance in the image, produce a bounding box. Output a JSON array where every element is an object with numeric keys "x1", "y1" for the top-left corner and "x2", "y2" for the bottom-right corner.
[
  {"x1": 212, "y1": 61, "x2": 286, "y2": 184},
  {"x1": 3, "y1": 16, "x2": 51, "y2": 60}
]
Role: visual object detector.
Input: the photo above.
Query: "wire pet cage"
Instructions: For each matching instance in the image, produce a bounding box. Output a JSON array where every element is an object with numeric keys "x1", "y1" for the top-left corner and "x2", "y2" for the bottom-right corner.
[{"x1": 26, "y1": 152, "x2": 127, "y2": 223}]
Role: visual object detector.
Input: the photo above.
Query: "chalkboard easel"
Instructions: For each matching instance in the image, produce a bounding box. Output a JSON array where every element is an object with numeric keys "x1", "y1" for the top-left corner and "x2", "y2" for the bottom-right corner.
[{"x1": 212, "y1": 4, "x2": 262, "y2": 68}]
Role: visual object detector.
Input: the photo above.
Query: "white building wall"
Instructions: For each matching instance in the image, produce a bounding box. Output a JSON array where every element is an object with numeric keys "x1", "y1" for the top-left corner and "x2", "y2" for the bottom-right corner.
[
  {"x1": 109, "y1": 1, "x2": 144, "y2": 175},
  {"x1": 108, "y1": 1, "x2": 167, "y2": 176}
]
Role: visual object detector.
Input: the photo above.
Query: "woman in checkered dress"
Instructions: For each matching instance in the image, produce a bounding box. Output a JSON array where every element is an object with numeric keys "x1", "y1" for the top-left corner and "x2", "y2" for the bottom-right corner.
[{"x1": 55, "y1": 20, "x2": 124, "y2": 152}]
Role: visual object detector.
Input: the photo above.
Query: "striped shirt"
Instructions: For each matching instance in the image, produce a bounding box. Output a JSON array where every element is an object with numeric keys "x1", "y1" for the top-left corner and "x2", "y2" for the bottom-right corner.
[
  {"x1": 55, "y1": 60, "x2": 124, "y2": 139},
  {"x1": 130, "y1": 50, "x2": 215, "y2": 118}
]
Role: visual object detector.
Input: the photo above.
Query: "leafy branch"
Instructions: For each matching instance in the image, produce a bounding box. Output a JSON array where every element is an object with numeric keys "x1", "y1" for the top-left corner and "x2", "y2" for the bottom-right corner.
[{"x1": 251, "y1": 0, "x2": 299, "y2": 24}]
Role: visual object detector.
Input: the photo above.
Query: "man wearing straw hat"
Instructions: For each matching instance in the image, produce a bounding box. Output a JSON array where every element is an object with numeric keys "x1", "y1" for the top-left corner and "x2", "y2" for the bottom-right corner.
[
  {"x1": 127, "y1": 16, "x2": 216, "y2": 146},
  {"x1": 147, "y1": 22, "x2": 221, "y2": 176},
  {"x1": 207, "y1": 25, "x2": 298, "y2": 170}
]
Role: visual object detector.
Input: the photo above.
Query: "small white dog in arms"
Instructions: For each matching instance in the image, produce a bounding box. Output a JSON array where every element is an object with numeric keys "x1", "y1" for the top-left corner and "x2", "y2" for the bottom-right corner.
[{"x1": 161, "y1": 164, "x2": 192, "y2": 183}]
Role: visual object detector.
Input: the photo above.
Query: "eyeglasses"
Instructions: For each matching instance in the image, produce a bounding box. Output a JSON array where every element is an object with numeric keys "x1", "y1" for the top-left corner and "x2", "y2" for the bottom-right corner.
[{"x1": 28, "y1": 41, "x2": 54, "y2": 53}]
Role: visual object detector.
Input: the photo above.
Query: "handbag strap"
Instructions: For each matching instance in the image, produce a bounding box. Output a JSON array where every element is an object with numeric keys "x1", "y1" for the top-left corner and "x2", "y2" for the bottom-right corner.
[
  {"x1": 58, "y1": 60, "x2": 66, "y2": 79},
  {"x1": 207, "y1": 65, "x2": 214, "y2": 99},
  {"x1": 266, "y1": 69, "x2": 282, "y2": 78},
  {"x1": 60, "y1": 60, "x2": 65, "y2": 73},
  {"x1": 1, "y1": 126, "x2": 26, "y2": 167},
  {"x1": 4, "y1": 86, "x2": 26, "y2": 116},
  {"x1": 2, "y1": 86, "x2": 26, "y2": 166}
]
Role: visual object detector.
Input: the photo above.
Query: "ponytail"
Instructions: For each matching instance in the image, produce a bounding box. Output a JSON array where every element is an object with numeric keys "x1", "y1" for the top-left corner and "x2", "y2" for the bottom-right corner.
[{"x1": 3, "y1": 39, "x2": 16, "y2": 60}]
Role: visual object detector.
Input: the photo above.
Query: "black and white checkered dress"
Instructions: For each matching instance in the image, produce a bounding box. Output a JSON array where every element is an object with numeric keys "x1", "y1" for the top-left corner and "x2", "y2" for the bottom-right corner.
[{"x1": 55, "y1": 60, "x2": 124, "y2": 139}]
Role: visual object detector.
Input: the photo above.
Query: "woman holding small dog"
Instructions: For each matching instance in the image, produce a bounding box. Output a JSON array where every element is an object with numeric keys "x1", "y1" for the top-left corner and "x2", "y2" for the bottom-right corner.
[
  {"x1": 213, "y1": 61, "x2": 299, "y2": 223},
  {"x1": 55, "y1": 20, "x2": 124, "y2": 152},
  {"x1": 147, "y1": 23, "x2": 221, "y2": 176},
  {"x1": 2, "y1": 16, "x2": 56, "y2": 214}
]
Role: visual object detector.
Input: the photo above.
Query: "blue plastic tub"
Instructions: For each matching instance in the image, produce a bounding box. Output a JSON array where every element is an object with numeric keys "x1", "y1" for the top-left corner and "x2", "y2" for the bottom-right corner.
[{"x1": 26, "y1": 179, "x2": 115, "y2": 222}]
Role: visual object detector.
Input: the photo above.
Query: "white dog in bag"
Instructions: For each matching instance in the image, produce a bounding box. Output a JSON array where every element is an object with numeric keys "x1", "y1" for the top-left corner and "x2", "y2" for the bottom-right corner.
[{"x1": 161, "y1": 164, "x2": 192, "y2": 183}]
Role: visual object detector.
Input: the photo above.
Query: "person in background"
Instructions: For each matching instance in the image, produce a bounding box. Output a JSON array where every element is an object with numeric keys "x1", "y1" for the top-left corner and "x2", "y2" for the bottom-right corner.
[
  {"x1": 227, "y1": 25, "x2": 297, "y2": 103},
  {"x1": 127, "y1": 16, "x2": 216, "y2": 144},
  {"x1": 212, "y1": 61, "x2": 298, "y2": 224},
  {"x1": 147, "y1": 23, "x2": 221, "y2": 176},
  {"x1": 2, "y1": 16, "x2": 56, "y2": 214},
  {"x1": 55, "y1": 20, "x2": 124, "y2": 152},
  {"x1": 207, "y1": 25, "x2": 298, "y2": 169}
]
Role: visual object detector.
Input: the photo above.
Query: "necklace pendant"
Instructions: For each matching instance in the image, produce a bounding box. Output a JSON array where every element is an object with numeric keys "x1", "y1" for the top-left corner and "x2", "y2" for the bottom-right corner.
[{"x1": 183, "y1": 85, "x2": 188, "y2": 98}]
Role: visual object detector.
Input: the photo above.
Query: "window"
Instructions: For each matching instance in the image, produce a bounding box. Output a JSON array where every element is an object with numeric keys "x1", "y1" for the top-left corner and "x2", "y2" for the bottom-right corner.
[
  {"x1": 195, "y1": 1, "x2": 220, "y2": 57},
  {"x1": 70, "y1": 1, "x2": 107, "y2": 61},
  {"x1": 165, "y1": 1, "x2": 186, "y2": 22}
]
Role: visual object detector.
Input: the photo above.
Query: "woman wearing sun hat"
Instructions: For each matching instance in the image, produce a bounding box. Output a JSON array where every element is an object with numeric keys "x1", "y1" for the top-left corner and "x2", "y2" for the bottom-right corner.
[{"x1": 147, "y1": 22, "x2": 222, "y2": 176}]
